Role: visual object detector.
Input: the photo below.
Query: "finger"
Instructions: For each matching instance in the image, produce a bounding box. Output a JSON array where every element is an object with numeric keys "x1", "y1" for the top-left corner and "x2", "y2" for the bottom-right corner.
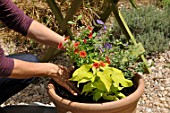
[
  {"x1": 58, "y1": 65, "x2": 67, "y2": 70},
  {"x1": 67, "y1": 81, "x2": 81, "y2": 94},
  {"x1": 62, "y1": 82, "x2": 78, "y2": 96},
  {"x1": 48, "y1": 83, "x2": 55, "y2": 89},
  {"x1": 52, "y1": 78, "x2": 78, "y2": 96}
]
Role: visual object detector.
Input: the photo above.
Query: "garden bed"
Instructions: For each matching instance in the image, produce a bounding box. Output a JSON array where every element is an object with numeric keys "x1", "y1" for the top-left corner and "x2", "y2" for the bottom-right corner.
[
  {"x1": 0, "y1": 50, "x2": 169, "y2": 113},
  {"x1": 0, "y1": 0, "x2": 169, "y2": 113}
]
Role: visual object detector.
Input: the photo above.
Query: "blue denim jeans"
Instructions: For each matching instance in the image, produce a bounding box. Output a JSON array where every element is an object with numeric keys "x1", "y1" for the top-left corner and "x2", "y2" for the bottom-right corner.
[{"x1": 0, "y1": 54, "x2": 39, "y2": 105}]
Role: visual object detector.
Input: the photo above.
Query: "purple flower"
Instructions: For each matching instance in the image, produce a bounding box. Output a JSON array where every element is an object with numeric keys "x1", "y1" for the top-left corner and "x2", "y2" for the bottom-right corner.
[
  {"x1": 104, "y1": 42, "x2": 112, "y2": 50},
  {"x1": 96, "y1": 19, "x2": 107, "y2": 30},
  {"x1": 96, "y1": 19, "x2": 104, "y2": 25},
  {"x1": 123, "y1": 43, "x2": 128, "y2": 47},
  {"x1": 99, "y1": 46, "x2": 104, "y2": 52},
  {"x1": 104, "y1": 25, "x2": 107, "y2": 30}
]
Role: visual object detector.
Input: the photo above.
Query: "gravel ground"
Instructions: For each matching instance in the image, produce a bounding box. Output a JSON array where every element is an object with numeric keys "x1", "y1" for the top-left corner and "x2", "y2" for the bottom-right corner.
[
  {"x1": 0, "y1": 50, "x2": 169, "y2": 113},
  {"x1": 0, "y1": 1, "x2": 169, "y2": 112},
  {"x1": 137, "y1": 51, "x2": 170, "y2": 113}
]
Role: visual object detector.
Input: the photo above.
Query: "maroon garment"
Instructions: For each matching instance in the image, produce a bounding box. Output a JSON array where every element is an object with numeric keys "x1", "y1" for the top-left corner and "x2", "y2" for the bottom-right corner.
[
  {"x1": 0, "y1": 0, "x2": 33, "y2": 77},
  {"x1": 0, "y1": 0, "x2": 33, "y2": 36},
  {"x1": 0, "y1": 47, "x2": 14, "y2": 77}
]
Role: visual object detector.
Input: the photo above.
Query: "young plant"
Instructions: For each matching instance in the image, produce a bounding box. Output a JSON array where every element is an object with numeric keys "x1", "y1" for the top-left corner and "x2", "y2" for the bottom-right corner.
[
  {"x1": 58, "y1": 19, "x2": 145, "y2": 102},
  {"x1": 70, "y1": 60, "x2": 133, "y2": 101}
]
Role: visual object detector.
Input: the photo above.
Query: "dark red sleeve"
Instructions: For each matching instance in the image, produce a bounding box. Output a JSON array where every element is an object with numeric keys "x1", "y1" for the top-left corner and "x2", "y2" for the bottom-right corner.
[
  {"x1": 0, "y1": 0, "x2": 33, "y2": 36},
  {"x1": 0, "y1": 47, "x2": 14, "y2": 78}
]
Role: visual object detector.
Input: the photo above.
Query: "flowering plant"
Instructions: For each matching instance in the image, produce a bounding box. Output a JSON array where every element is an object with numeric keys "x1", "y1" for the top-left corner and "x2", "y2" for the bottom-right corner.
[{"x1": 58, "y1": 19, "x2": 145, "y2": 102}]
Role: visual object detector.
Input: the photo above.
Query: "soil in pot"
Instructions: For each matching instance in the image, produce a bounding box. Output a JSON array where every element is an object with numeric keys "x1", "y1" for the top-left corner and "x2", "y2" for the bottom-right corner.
[{"x1": 52, "y1": 78, "x2": 137, "y2": 103}]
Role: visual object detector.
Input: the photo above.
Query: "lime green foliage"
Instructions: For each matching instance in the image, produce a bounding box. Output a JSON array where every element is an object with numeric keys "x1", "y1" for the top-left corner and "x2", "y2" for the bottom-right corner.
[
  {"x1": 63, "y1": 16, "x2": 145, "y2": 102},
  {"x1": 70, "y1": 60, "x2": 133, "y2": 101},
  {"x1": 64, "y1": 22, "x2": 145, "y2": 78}
]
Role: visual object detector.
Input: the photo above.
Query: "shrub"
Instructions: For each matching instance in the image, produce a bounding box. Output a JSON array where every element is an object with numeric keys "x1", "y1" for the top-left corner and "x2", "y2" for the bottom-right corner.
[
  {"x1": 136, "y1": 31, "x2": 169, "y2": 54},
  {"x1": 57, "y1": 19, "x2": 145, "y2": 102},
  {"x1": 112, "y1": 5, "x2": 170, "y2": 55},
  {"x1": 161, "y1": 0, "x2": 170, "y2": 6}
]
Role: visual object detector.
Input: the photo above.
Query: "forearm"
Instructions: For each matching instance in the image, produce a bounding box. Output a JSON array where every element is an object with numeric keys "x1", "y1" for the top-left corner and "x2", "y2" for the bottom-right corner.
[
  {"x1": 9, "y1": 59, "x2": 57, "y2": 79},
  {"x1": 27, "y1": 20, "x2": 64, "y2": 48}
]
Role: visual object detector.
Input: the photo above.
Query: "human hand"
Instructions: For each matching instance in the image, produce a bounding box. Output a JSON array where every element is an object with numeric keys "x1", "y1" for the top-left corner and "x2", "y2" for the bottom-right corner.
[{"x1": 50, "y1": 65, "x2": 80, "y2": 96}]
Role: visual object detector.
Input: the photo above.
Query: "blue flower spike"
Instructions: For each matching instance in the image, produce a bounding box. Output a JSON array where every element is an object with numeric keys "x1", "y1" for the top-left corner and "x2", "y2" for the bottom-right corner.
[{"x1": 104, "y1": 42, "x2": 112, "y2": 50}]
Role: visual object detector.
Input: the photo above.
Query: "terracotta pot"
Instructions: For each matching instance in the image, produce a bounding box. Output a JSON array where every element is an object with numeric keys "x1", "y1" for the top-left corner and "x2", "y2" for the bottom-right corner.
[{"x1": 47, "y1": 74, "x2": 144, "y2": 113}]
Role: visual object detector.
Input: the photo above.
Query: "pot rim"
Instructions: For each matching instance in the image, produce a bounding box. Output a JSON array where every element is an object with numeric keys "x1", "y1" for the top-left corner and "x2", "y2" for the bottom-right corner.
[{"x1": 48, "y1": 74, "x2": 144, "y2": 110}]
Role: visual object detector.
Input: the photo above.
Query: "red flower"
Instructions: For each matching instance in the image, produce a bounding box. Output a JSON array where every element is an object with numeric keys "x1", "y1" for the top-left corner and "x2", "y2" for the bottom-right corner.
[
  {"x1": 64, "y1": 36, "x2": 70, "y2": 41},
  {"x1": 83, "y1": 39, "x2": 87, "y2": 44},
  {"x1": 58, "y1": 43, "x2": 63, "y2": 49},
  {"x1": 74, "y1": 42, "x2": 80, "y2": 48},
  {"x1": 79, "y1": 51, "x2": 87, "y2": 58},
  {"x1": 88, "y1": 32, "x2": 93, "y2": 39},
  {"x1": 100, "y1": 61, "x2": 106, "y2": 67},
  {"x1": 106, "y1": 56, "x2": 111, "y2": 64},
  {"x1": 74, "y1": 49, "x2": 79, "y2": 54},
  {"x1": 87, "y1": 26, "x2": 93, "y2": 31},
  {"x1": 93, "y1": 62, "x2": 100, "y2": 68}
]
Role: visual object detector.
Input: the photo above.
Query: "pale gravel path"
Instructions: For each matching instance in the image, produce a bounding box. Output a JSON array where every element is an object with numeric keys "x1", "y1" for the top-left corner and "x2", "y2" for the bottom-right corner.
[
  {"x1": 137, "y1": 51, "x2": 170, "y2": 113},
  {"x1": 1, "y1": 50, "x2": 170, "y2": 113}
]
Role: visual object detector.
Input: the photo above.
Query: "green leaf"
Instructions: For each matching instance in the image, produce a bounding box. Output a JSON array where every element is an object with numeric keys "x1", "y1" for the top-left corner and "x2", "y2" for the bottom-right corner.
[
  {"x1": 113, "y1": 83, "x2": 124, "y2": 91},
  {"x1": 92, "y1": 32, "x2": 97, "y2": 37},
  {"x1": 97, "y1": 69, "x2": 112, "y2": 92},
  {"x1": 92, "y1": 67, "x2": 97, "y2": 75},
  {"x1": 92, "y1": 89, "x2": 103, "y2": 101},
  {"x1": 82, "y1": 82, "x2": 95, "y2": 94},
  {"x1": 92, "y1": 60, "x2": 100, "y2": 63},
  {"x1": 100, "y1": 66, "x2": 112, "y2": 72},
  {"x1": 68, "y1": 21, "x2": 75, "y2": 24},
  {"x1": 111, "y1": 68, "x2": 133, "y2": 87},
  {"x1": 71, "y1": 71, "x2": 93, "y2": 82},
  {"x1": 116, "y1": 92, "x2": 126, "y2": 99},
  {"x1": 93, "y1": 80, "x2": 107, "y2": 91},
  {"x1": 77, "y1": 15, "x2": 83, "y2": 20},
  {"x1": 102, "y1": 93, "x2": 119, "y2": 101},
  {"x1": 70, "y1": 64, "x2": 93, "y2": 84},
  {"x1": 90, "y1": 75, "x2": 96, "y2": 83},
  {"x1": 78, "y1": 77, "x2": 91, "y2": 84},
  {"x1": 110, "y1": 84, "x2": 119, "y2": 93},
  {"x1": 71, "y1": 64, "x2": 91, "y2": 78}
]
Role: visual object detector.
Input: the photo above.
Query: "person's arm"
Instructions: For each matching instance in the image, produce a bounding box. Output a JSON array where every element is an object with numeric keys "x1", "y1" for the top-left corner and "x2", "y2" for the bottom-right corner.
[
  {"x1": 9, "y1": 59, "x2": 78, "y2": 95},
  {"x1": 27, "y1": 20, "x2": 64, "y2": 47},
  {"x1": 9, "y1": 59, "x2": 57, "y2": 79},
  {"x1": 0, "y1": 0, "x2": 77, "y2": 94},
  {"x1": 0, "y1": 0, "x2": 64, "y2": 47}
]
